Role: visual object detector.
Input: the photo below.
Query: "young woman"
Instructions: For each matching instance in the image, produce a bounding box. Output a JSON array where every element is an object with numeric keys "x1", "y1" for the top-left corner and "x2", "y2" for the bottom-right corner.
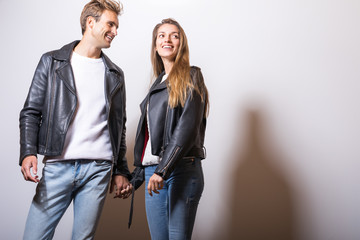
[{"x1": 131, "y1": 18, "x2": 209, "y2": 240}]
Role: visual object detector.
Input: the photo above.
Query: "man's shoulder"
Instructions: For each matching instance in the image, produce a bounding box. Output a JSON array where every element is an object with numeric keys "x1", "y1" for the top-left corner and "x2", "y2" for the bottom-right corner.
[
  {"x1": 101, "y1": 52, "x2": 123, "y2": 76},
  {"x1": 40, "y1": 41, "x2": 79, "y2": 61}
]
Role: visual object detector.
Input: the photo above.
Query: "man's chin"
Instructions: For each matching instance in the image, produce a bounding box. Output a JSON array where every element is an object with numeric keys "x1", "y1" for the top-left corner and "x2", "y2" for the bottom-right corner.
[{"x1": 100, "y1": 41, "x2": 112, "y2": 49}]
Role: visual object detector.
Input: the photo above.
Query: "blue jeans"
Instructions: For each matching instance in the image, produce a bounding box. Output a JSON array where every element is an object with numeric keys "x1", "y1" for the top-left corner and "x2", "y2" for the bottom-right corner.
[
  {"x1": 145, "y1": 158, "x2": 204, "y2": 240},
  {"x1": 23, "y1": 160, "x2": 112, "y2": 240}
]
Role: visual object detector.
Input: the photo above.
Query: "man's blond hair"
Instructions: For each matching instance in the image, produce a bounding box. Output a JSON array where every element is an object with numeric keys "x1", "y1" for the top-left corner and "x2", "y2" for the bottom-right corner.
[{"x1": 80, "y1": 0, "x2": 123, "y2": 35}]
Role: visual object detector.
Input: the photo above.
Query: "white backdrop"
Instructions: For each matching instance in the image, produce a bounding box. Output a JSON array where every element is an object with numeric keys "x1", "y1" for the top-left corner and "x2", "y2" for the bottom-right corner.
[{"x1": 1, "y1": 0, "x2": 360, "y2": 239}]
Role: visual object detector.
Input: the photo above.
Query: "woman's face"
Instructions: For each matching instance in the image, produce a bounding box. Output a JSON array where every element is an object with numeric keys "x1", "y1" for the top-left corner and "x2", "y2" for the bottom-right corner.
[{"x1": 155, "y1": 24, "x2": 180, "y2": 62}]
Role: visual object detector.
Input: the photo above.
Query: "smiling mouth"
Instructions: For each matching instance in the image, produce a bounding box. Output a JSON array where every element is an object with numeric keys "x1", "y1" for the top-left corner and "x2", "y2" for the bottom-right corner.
[
  {"x1": 162, "y1": 45, "x2": 173, "y2": 49},
  {"x1": 106, "y1": 34, "x2": 114, "y2": 41}
]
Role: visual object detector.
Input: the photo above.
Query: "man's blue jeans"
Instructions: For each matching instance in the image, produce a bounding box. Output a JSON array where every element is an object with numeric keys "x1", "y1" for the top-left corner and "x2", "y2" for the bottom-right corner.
[
  {"x1": 144, "y1": 158, "x2": 204, "y2": 240},
  {"x1": 23, "y1": 160, "x2": 112, "y2": 240}
]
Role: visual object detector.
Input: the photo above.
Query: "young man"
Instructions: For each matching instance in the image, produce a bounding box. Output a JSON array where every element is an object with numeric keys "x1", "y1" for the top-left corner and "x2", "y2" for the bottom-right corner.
[{"x1": 19, "y1": 1, "x2": 132, "y2": 239}]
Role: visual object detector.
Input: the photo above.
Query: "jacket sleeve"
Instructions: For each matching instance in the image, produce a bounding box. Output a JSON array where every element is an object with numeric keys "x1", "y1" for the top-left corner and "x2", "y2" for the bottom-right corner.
[
  {"x1": 154, "y1": 68, "x2": 206, "y2": 179},
  {"x1": 19, "y1": 54, "x2": 50, "y2": 165},
  {"x1": 130, "y1": 166, "x2": 145, "y2": 190},
  {"x1": 112, "y1": 74, "x2": 131, "y2": 178}
]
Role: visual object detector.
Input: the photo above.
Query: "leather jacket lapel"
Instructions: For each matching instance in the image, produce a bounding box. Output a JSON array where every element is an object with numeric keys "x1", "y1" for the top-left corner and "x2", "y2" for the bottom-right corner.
[
  {"x1": 56, "y1": 62, "x2": 76, "y2": 94},
  {"x1": 104, "y1": 69, "x2": 121, "y2": 101}
]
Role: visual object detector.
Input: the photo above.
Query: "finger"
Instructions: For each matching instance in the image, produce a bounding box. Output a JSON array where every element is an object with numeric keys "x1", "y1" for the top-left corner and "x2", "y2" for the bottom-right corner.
[
  {"x1": 117, "y1": 185, "x2": 123, "y2": 196},
  {"x1": 152, "y1": 183, "x2": 160, "y2": 194},
  {"x1": 119, "y1": 187, "x2": 131, "y2": 199},
  {"x1": 150, "y1": 181, "x2": 160, "y2": 195},
  {"x1": 147, "y1": 183, "x2": 153, "y2": 196},
  {"x1": 24, "y1": 167, "x2": 37, "y2": 183},
  {"x1": 122, "y1": 184, "x2": 131, "y2": 192},
  {"x1": 21, "y1": 168, "x2": 28, "y2": 181},
  {"x1": 32, "y1": 162, "x2": 38, "y2": 176},
  {"x1": 28, "y1": 175, "x2": 38, "y2": 183},
  {"x1": 123, "y1": 193, "x2": 131, "y2": 199},
  {"x1": 120, "y1": 188, "x2": 129, "y2": 195},
  {"x1": 33, "y1": 175, "x2": 40, "y2": 183},
  {"x1": 114, "y1": 188, "x2": 120, "y2": 198},
  {"x1": 122, "y1": 182, "x2": 129, "y2": 189},
  {"x1": 27, "y1": 175, "x2": 37, "y2": 183},
  {"x1": 113, "y1": 188, "x2": 122, "y2": 198}
]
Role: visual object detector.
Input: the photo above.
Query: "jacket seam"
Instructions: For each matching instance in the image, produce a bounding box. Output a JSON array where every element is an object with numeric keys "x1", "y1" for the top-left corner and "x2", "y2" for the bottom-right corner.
[{"x1": 160, "y1": 146, "x2": 181, "y2": 177}]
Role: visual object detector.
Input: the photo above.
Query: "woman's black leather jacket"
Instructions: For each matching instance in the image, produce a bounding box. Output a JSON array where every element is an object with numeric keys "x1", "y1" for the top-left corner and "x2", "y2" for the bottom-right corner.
[
  {"x1": 19, "y1": 41, "x2": 130, "y2": 177},
  {"x1": 132, "y1": 66, "x2": 207, "y2": 184}
]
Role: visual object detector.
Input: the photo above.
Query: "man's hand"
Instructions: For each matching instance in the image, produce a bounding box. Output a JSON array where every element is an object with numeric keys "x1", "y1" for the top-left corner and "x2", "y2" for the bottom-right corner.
[
  {"x1": 110, "y1": 175, "x2": 132, "y2": 199},
  {"x1": 21, "y1": 155, "x2": 40, "y2": 183},
  {"x1": 147, "y1": 173, "x2": 164, "y2": 196}
]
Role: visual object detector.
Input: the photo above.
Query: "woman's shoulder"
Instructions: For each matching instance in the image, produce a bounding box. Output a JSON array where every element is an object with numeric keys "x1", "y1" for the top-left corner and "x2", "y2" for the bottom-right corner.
[
  {"x1": 190, "y1": 66, "x2": 204, "y2": 85},
  {"x1": 190, "y1": 65, "x2": 202, "y2": 75}
]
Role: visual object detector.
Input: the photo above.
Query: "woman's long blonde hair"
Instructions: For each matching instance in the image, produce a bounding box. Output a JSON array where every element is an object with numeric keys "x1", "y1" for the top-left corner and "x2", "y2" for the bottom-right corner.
[{"x1": 151, "y1": 18, "x2": 208, "y2": 113}]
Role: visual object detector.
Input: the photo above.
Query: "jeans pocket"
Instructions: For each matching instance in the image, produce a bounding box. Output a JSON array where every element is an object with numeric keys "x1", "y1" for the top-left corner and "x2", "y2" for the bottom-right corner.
[{"x1": 94, "y1": 160, "x2": 112, "y2": 167}]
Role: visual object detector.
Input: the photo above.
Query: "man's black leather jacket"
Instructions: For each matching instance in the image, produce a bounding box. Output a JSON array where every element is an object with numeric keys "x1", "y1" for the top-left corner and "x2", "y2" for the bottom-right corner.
[
  {"x1": 132, "y1": 66, "x2": 207, "y2": 182},
  {"x1": 19, "y1": 41, "x2": 130, "y2": 177}
]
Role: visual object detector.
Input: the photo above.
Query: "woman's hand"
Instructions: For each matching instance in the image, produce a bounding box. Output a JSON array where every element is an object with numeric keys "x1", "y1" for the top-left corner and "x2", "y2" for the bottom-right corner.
[{"x1": 147, "y1": 173, "x2": 164, "y2": 196}]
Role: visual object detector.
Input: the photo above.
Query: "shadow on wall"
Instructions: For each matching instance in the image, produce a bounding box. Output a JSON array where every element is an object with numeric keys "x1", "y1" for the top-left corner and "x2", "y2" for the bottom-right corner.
[
  {"x1": 95, "y1": 138, "x2": 151, "y2": 240},
  {"x1": 224, "y1": 109, "x2": 296, "y2": 240}
]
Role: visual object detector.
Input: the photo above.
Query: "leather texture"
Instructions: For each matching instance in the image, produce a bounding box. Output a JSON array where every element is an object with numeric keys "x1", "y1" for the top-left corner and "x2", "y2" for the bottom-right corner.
[
  {"x1": 19, "y1": 41, "x2": 130, "y2": 178},
  {"x1": 132, "y1": 66, "x2": 207, "y2": 180}
]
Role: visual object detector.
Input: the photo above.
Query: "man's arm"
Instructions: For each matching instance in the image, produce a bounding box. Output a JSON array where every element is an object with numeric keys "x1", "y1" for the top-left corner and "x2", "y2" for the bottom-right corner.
[
  {"x1": 19, "y1": 54, "x2": 49, "y2": 165},
  {"x1": 19, "y1": 54, "x2": 50, "y2": 182}
]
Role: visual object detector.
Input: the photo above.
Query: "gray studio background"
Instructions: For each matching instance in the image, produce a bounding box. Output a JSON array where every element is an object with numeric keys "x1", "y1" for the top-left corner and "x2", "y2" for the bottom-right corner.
[{"x1": 1, "y1": 0, "x2": 360, "y2": 239}]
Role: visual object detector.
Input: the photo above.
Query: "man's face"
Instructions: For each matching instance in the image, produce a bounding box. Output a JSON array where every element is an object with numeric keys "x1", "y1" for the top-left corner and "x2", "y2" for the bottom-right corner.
[{"x1": 90, "y1": 10, "x2": 119, "y2": 49}]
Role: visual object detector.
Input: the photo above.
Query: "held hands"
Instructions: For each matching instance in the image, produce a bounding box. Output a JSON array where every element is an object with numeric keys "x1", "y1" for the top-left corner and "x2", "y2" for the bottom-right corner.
[
  {"x1": 147, "y1": 173, "x2": 164, "y2": 196},
  {"x1": 21, "y1": 155, "x2": 40, "y2": 183},
  {"x1": 110, "y1": 175, "x2": 133, "y2": 199}
]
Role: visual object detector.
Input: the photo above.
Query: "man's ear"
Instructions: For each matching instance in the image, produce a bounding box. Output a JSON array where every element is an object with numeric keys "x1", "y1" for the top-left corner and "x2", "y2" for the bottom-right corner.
[{"x1": 86, "y1": 16, "x2": 95, "y2": 31}]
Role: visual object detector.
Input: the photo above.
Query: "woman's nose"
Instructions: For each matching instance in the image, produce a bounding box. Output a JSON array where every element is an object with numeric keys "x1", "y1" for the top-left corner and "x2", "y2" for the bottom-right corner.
[{"x1": 164, "y1": 35, "x2": 171, "y2": 42}]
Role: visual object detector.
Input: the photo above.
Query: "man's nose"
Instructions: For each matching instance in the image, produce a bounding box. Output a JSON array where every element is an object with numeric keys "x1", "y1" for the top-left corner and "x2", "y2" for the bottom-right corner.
[{"x1": 112, "y1": 27, "x2": 118, "y2": 36}]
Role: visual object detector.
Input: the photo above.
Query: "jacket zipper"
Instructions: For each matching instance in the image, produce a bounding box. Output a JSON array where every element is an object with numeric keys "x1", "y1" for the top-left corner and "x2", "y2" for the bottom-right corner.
[
  {"x1": 162, "y1": 146, "x2": 180, "y2": 176},
  {"x1": 44, "y1": 71, "x2": 56, "y2": 153},
  {"x1": 161, "y1": 104, "x2": 170, "y2": 153},
  {"x1": 106, "y1": 77, "x2": 121, "y2": 160}
]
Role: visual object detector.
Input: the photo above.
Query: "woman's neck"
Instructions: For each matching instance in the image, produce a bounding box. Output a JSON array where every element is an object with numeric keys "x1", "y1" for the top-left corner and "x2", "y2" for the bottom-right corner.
[{"x1": 162, "y1": 58, "x2": 174, "y2": 74}]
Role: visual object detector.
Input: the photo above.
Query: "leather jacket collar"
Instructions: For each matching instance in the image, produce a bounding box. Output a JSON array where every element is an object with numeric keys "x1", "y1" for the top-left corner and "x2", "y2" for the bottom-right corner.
[{"x1": 52, "y1": 40, "x2": 121, "y2": 74}]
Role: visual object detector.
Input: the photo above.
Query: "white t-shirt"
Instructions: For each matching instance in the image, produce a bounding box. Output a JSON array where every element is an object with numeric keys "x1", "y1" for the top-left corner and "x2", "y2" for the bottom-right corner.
[
  {"x1": 45, "y1": 51, "x2": 113, "y2": 162},
  {"x1": 142, "y1": 74, "x2": 168, "y2": 166}
]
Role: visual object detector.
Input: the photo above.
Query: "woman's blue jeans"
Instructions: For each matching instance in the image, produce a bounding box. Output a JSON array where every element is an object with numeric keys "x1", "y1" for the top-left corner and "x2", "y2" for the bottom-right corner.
[
  {"x1": 23, "y1": 160, "x2": 112, "y2": 240},
  {"x1": 144, "y1": 158, "x2": 204, "y2": 240}
]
